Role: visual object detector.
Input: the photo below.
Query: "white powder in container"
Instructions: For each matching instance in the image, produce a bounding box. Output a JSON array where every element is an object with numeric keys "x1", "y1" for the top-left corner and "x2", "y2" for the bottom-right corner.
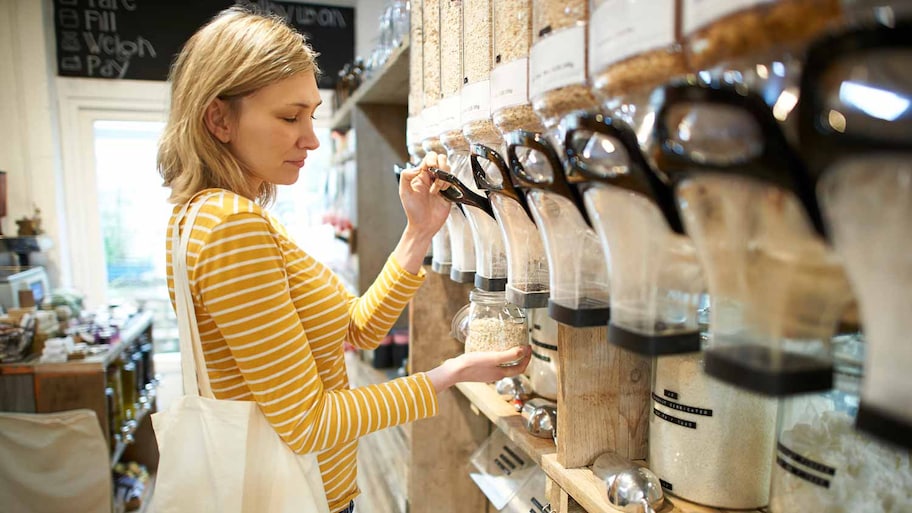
[
  {"x1": 771, "y1": 410, "x2": 912, "y2": 513},
  {"x1": 649, "y1": 352, "x2": 777, "y2": 509}
]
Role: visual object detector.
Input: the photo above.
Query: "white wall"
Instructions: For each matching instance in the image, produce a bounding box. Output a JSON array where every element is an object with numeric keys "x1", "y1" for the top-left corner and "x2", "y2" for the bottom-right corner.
[{"x1": 0, "y1": 0, "x2": 385, "y2": 293}]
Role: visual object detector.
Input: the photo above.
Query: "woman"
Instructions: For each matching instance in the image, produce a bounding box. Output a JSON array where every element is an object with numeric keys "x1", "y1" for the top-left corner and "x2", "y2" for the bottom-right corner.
[{"x1": 158, "y1": 7, "x2": 530, "y2": 513}]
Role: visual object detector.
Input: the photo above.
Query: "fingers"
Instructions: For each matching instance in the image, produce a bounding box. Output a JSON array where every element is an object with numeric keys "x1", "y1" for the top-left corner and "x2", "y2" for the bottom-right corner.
[{"x1": 497, "y1": 346, "x2": 532, "y2": 376}]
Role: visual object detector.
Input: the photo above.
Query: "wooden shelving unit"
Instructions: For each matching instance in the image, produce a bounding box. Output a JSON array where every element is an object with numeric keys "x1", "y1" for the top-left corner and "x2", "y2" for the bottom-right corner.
[
  {"x1": 455, "y1": 382, "x2": 555, "y2": 466},
  {"x1": 329, "y1": 37, "x2": 410, "y2": 132}
]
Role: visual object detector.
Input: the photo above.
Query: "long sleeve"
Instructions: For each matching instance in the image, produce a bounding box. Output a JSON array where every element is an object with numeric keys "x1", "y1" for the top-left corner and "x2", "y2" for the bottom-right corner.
[
  {"x1": 342, "y1": 256, "x2": 426, "y2": 350},
  {"x1": 192, "y1": 212, "x2": 438, "y2": 454}
]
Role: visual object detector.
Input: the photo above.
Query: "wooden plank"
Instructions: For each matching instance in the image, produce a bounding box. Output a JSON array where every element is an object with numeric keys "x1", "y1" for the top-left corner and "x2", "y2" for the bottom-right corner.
[
  {"x1": 0, "y1": 373, "x2": 35, "y2": 412},
  {"x1": 408, "y1": 267, "x2": 488, "y2": 513},
  {"x1": 541, "y1": 454, "x2": 765, "y2": 513},
  {"x1": 330, "y1": 38, "x2": 410, "y2": 131},
  {"x1": 455, "y1": 381, "x2": 556, "y2": 466},
  {"x1": 557, "y1": 324, "x2": 650, "y2": 468},
  {"x1": 34, "y1": 371, "x2": 108, "y2": 442}
]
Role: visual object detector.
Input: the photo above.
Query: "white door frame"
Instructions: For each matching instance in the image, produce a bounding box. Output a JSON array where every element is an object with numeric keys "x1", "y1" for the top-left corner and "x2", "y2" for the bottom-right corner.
[{"x1": 56, "y1": 77, "x2": 168, "y2": 308}]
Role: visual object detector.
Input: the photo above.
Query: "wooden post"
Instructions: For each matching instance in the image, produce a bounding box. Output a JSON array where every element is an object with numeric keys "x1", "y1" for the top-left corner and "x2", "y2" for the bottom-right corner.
[
  {"x1": 556, "y1": 324, "x2": 651, "y2": 468},
  {"x1": 408, "y1": 267, "x2": 489, "y2": 513}
]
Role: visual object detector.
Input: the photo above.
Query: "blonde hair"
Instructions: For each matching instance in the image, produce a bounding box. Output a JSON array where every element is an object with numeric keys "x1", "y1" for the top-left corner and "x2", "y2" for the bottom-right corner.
[{"x1": 158, "y1": 6, "x2": 320, "y2": 205}]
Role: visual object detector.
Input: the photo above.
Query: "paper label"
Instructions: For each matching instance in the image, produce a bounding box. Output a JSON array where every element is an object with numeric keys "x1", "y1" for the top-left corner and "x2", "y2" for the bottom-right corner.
[
  {"x1": 437, "y1": 95, "x2": 461, "y2": 133},
  {"x1": 529, "y1": 25, "x2": 587, "y2": 99},
  {"x1": 461, "y1": 80, "x2": 491, "y2": 123},
  {"x1": 589, "y1": 0, "x2": 676, "y2": 74},
  {"x1": 421, "y1": 105, "x2": 440, "y2": 140},
  {"x1": 491, "y1": 58, "x2": 529, "y2": 111},
  {"x1": 683, "y1": 0, "x2": 771, "y2": 35}
]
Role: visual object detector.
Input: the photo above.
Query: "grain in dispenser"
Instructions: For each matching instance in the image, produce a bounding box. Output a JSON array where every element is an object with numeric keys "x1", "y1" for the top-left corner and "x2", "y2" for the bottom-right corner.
[
  {"x1": 491, "y1": 0, "x2": 544, "y2": 137},
  {"x1": 651, "y1": 79, "x2": 853, "y2": 397},
  {"x1": 529, "y1": 0, "x2": 599, "y2": 132},
  {"x1": 588, "y1": 0, "x2": 686, "y2": 149},
  {"x1": 563, "y1": 111, "x2": 703, "y2": 355},
  {"x1": 798, "y1": 20, "x2": 912, "y2": 449}
]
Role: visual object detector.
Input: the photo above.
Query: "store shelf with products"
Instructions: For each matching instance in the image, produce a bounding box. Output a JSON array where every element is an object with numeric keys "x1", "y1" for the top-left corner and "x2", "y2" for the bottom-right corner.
[
  {"x1": 454, "y1": 381, "x2": 556, "y2": 466},
  {"x1": 330, "y1": 36, "x2": 410, "y2": 132}
]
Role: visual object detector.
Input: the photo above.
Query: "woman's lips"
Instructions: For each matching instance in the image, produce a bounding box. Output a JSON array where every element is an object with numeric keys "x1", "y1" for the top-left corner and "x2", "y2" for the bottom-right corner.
[{"x1": 287, "y1": 159, "x2": 306, "y2": 168}]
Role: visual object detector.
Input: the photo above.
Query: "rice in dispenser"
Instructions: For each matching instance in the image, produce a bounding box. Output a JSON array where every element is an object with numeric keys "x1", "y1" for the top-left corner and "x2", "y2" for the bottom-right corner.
[
  {"x1": 651, "y1": 79, "x2": 853, "y2": 396},
  {"x1": 506, "y1": 130, "x2": 610, "y2": 327},
  {"x1": 563, "y1": 111, "x2": 703, "y2": 355},
  {"x1": 588, "y1": 0, "x2": 686, "y2": 148},
  {"x1": 462, "y1": 0, "x2": 506, "y2": 284},
  {"x1": 471, "y1": 144, "x2": 549, "y2": 307},
  {"x1": 529, "y1": 0, "x2": 599, "y2": 134},
  {"x1": 798, "y1": 20, "x2": 912, "y2": 449},
  {"x1": 770, "y1": 333, "x2": 912, "y2": 513},
  {"x1": 408, "y1": 0, "x2": 425, "y2": 163},
  {"x1": 491, "y1": 0, "x2": 544, "y2": 137}
]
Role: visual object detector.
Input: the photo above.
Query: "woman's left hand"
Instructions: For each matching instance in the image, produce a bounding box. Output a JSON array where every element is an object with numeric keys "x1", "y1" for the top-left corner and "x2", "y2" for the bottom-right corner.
[{"x1": 398, "y1": 151, "x2": 452, "y2": 238}]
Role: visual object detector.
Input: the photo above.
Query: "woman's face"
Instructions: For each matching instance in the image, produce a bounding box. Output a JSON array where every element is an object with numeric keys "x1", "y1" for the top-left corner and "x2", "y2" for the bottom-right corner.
[{"x1": 226, "y1": 70, "x2": 322, "y2": 189}]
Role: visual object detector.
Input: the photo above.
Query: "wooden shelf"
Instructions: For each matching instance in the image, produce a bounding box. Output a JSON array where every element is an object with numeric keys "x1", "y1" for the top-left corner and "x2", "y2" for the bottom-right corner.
[
  {"x1": 329, "y1": 37, "x2": 410, "y2": 131},
  {"x1": 541, "y1": 454, "x2": 765, "y2": 513},
  {"x1": 455, "y1": 381, "x2": 556, "y2": 466}
]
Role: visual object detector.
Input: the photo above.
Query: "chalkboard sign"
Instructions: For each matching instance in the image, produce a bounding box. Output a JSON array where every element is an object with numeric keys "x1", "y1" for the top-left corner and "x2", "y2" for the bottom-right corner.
[{"x1": 52, "y1": 0, "x2": 354, "y2": 88}]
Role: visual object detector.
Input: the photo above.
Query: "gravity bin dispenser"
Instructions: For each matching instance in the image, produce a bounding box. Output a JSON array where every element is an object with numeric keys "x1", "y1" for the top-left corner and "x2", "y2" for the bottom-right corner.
[
  {"x1": 798, "y1": 20, "x2": 912, "y2": 449},
  {"x1": 651, "y1": 78, "x2": 854, "y2": 397},
  {"x1": 505, "y1": 130, "x2": 611, "y2": 328}
]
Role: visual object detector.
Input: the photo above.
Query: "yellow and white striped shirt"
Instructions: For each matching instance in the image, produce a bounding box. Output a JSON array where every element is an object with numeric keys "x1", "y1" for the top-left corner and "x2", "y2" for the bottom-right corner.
[{"x1": 166, "y1": 189, "x2": 439, "y2": 511}]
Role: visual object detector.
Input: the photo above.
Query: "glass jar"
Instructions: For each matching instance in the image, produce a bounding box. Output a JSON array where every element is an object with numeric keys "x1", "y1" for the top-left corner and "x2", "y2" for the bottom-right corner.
[
  {"x1": 121, "y1": 355, "x2": 138, "y2": 421},
  {"x1": 770, "y1": 334, "x2": 912, "y2": 513},
  {"x1": 464, "y1": 289, "x2": 529, "y2": 365},
  {"x1": 527, "y1": 308, "x2": 558, "y2": 400}
]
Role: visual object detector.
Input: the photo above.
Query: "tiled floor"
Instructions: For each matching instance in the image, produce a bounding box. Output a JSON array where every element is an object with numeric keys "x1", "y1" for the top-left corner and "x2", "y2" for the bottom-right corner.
[{"x1": 150, "y1": 351, "x2": 404, "y2": 513}]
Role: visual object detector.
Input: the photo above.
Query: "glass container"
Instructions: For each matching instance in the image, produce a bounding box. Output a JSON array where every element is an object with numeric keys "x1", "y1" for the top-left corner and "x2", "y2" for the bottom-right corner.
[
  {"x1": 564, "y1": 111, "x2": 704, "y2": 355},
  {"x1": 464, "y1": 288, "x2": 529, "y2": 366},
  {"x1": 506, "y1": 130, "x2": 610, "y2": 327},
  {"x1": 421, "y1": 0, "x2": 443, "y2": 153},
  {"x1": 462, "y1": 0, "x2": 503, "y2": 150},
  {"x1": 797, "y1": 20, "x2": 912, "y2": 448},
  {"x1": 471, "y1": 143, "x2": 550, "y2": 306},
  {"x1": 431, "y1": 223, "x2": 453, "y2": 275},
  {"x1": 770, "y1": 333, "x2": 912, "y2": 513},
  {"x1": 527, "y1": 308, "x2": 558, "y2": 400},
  {"x1": 491, "y1": 0, "x2": 544, "y2": 136},
  {"x1": 438, "y1": 0, "x2": 465, "y2": 146},
  {"x1": 529, "y1": 0, "x2": 599, "y2": 131},
  {"x1": 652, "y1": 79, "x2": 852, "y2": 396},
  {"x1": 589, "y1": 0, "x2": 686, "y2": 151}
]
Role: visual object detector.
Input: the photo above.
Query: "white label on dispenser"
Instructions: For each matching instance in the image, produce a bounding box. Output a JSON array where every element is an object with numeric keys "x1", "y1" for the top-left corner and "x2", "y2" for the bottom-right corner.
[
  {"x1": 589, "y1": 0, "x2": 675, "y2": 74},
  {"x1": 437, "y1": 95, "x2": 461, "y2": 133},
  {"x1": 529, "y1": 25, "x2": 587, "y2": 99},
  {"x1": 407, "y1": 116, "x2": 423, "y2": 146},
  {"x1": 461, "y1": 80, "x2": 491, "y2": 123},
  {"x1": 491, "y1": 58, "x2": 529, "y2": 111},
  {"x1": 421, "y1": 104, "x2": 440, "y2": 140},
  {"x1": 683, "y1": 0, "x2": 771, "y2": 35}
]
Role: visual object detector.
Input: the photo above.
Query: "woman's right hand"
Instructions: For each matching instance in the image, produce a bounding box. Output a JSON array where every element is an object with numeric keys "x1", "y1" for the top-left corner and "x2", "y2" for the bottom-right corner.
[{"x1": 426, "y1": 346, "x2": 532, "y2": 392}]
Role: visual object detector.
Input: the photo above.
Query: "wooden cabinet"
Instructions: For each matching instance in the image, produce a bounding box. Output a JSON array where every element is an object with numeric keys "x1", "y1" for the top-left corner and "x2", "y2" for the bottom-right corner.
[{"x1": 0, "y1": 311, "x2": 159, "y2": 473}]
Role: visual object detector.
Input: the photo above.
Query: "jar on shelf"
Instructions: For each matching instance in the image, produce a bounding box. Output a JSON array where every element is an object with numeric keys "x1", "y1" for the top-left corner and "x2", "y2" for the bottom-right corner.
[
  {"x1": 121, "y1": 354, "x2": 138, "y2": 421},
  {"x1": 529, "y1": 0, "x2": 598, "y2": 133},
  {"x1": 770, "y1": 333, "x2": 912, "y2": 513},
  {"x1": 491, "y1": 0, "x2": 544, "y2": 137},
  {"x1": 464, "y1": 289, "x2": 529, "y2": 365}
]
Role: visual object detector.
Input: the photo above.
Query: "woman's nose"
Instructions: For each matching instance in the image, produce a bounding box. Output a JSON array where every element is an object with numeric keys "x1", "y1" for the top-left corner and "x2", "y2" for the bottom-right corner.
[{"x1": 297, "y1": 126, "x2": 320, "y2": 151}]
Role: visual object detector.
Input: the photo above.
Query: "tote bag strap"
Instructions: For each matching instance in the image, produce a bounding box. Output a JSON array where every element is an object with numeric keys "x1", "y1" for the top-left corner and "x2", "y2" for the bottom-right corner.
[{"x1": 171, "y1": 192, "x2": 218, "y2": 399}]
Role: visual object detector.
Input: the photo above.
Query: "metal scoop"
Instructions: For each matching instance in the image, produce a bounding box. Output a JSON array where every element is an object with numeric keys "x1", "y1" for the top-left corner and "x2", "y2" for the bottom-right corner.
[{"x1": 591, "y1": 452, "x2": 664, "y2": 513}]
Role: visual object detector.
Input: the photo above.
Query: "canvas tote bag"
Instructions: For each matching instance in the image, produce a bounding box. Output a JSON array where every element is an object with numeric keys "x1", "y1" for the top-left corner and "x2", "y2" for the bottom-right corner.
[{"x1": 150, "y1": 194, "x2": 330, "y2": 513}]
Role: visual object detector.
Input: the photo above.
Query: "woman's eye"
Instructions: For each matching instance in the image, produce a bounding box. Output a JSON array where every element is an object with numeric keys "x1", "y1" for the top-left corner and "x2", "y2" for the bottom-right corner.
[{"x1": 282, "y1": 117, "x2": 298, "y2": 123}]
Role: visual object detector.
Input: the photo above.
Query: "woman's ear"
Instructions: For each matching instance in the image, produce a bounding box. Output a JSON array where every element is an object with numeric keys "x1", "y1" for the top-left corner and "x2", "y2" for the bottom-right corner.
[{"x1": 204, "y1": 98, "x2": 233, "y2": 143}]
